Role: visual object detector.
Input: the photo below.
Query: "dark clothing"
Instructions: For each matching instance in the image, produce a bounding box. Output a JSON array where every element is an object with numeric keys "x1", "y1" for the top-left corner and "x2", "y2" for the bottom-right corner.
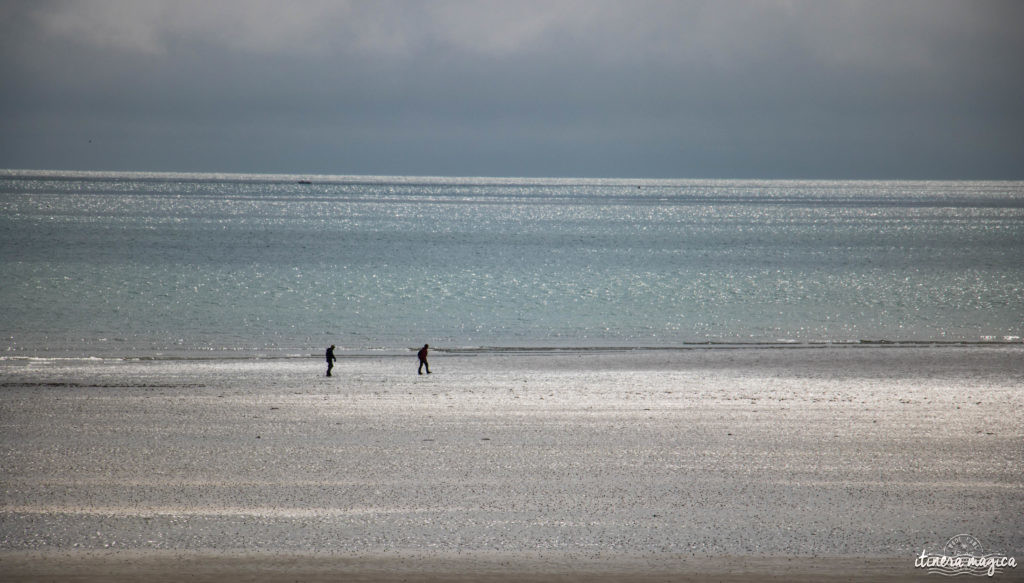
[
  {"x1": 417, "y1": 345, "x2": 430, "y2": 375},
  {"x1": 326, "y1": 346, "x2": 336, "y2": 376}
]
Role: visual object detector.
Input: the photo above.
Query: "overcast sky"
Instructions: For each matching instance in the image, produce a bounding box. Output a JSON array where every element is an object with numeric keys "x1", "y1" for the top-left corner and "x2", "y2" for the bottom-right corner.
[{"x1": 1, "y1": 0, "x2": 1022, "y2": 178}]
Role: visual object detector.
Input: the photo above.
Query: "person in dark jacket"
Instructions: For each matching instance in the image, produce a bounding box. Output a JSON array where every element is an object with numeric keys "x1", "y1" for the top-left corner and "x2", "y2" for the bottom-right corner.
[
  {"x1": 417, "y1": 343, "x2": 431, "y2": 375},
  {"x1": 326, "y1": 344, "x2": 336, "y2": 377}
]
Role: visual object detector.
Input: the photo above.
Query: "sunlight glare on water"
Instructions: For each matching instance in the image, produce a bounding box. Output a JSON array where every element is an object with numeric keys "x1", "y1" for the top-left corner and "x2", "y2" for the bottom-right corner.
[{"x1": 1, "y1": 172, "x2": 1022, "y2": 356}]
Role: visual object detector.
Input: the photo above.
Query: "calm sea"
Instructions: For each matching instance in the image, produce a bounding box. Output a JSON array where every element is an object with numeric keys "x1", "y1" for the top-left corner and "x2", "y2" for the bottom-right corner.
[{"x1": 1, "y1": 171, "x2": 1022, "y2": 357}]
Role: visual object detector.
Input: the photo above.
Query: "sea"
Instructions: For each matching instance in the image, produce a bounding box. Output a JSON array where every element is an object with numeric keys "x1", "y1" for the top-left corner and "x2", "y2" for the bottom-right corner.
[{"x1": 1, "y1": 170, "x2": 1022, "y2": 359}]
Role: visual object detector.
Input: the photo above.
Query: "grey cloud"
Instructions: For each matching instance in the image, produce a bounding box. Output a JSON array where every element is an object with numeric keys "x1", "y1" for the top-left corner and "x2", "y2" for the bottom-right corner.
[{"x1": 1, "y1": 0, "x2": 1022, "y2": 178}]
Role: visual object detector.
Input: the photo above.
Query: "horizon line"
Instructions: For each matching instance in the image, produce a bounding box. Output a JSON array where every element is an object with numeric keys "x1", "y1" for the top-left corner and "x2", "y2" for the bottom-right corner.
[{"x1": 4, "y1": 168, "x2": 1024, "y2": 184}]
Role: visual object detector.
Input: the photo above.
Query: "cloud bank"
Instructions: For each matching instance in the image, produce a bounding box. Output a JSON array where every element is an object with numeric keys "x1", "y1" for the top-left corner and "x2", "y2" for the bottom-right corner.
[{"x1": 2, "y1": 0, "x2": 1022, "y2": 178}]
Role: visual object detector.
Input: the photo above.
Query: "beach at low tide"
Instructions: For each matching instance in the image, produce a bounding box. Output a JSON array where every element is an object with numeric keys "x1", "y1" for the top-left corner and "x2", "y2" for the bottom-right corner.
[{"x1": 2, "y1": 346, "x2": 1022, "y2": 581}]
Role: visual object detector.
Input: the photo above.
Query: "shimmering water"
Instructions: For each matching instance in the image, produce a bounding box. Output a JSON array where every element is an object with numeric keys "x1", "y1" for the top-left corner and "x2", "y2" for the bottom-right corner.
[{"x1": 1, "y1": 171, "x2": 1022, "y2": 357}]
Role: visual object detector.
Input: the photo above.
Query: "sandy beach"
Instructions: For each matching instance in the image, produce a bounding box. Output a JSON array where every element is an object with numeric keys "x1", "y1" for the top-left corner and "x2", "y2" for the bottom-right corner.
[{"x1": 2, "y1": 346, "x2": 1022, "y2": 581}]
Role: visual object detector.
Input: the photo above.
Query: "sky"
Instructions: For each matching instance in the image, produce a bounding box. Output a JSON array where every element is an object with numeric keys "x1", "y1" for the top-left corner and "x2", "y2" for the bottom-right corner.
[{"x1": 1, "y1": 0, "x2": 1022, "y2": 179}]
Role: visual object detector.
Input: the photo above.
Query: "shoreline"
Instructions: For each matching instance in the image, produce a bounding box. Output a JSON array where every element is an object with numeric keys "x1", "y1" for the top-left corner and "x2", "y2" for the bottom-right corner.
[{"x1": 4, "y1": 338, "x2": 1024, "y2": 358}]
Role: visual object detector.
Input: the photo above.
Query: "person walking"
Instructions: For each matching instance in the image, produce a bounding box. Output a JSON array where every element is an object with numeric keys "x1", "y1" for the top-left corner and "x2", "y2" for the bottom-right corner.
[
  {"x1": 326, "y1": 344, "x2": 336, "y2": 377},
  {"x1": 417, "y1": 343, "x2": 431, "y2": 375}
]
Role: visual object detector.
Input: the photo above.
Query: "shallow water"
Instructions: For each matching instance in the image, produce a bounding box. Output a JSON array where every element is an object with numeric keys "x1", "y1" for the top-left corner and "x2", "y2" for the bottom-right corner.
[{"x1": 2, "y1": 172, "x2": 1022, "y2": 357}]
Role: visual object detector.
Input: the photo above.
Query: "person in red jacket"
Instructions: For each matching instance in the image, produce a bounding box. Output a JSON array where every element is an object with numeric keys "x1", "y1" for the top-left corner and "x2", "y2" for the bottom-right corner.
[{"x1": 417, "y1": 343, "x2": 431, "y2": 375}]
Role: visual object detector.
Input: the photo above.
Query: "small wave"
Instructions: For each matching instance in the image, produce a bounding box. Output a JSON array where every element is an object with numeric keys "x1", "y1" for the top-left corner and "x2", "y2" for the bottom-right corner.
[{"x1": 437, "y1": 340, "x2": 1024, "y2": 354}]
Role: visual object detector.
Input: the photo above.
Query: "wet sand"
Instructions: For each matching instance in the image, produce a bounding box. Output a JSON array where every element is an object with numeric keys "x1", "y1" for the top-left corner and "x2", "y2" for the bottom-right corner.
[
  {"x1": 2, "y1": 346, "x2": 1022, "y2": 581},
  {"x1": 0, "y1": 550, "x2": 926, "y2": 582}
]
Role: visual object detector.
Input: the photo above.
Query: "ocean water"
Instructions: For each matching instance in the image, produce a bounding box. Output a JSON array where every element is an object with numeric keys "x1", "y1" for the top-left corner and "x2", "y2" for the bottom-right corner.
[{"x1": 1, "y1": 171, "x2": 1022, "y2": 357}]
